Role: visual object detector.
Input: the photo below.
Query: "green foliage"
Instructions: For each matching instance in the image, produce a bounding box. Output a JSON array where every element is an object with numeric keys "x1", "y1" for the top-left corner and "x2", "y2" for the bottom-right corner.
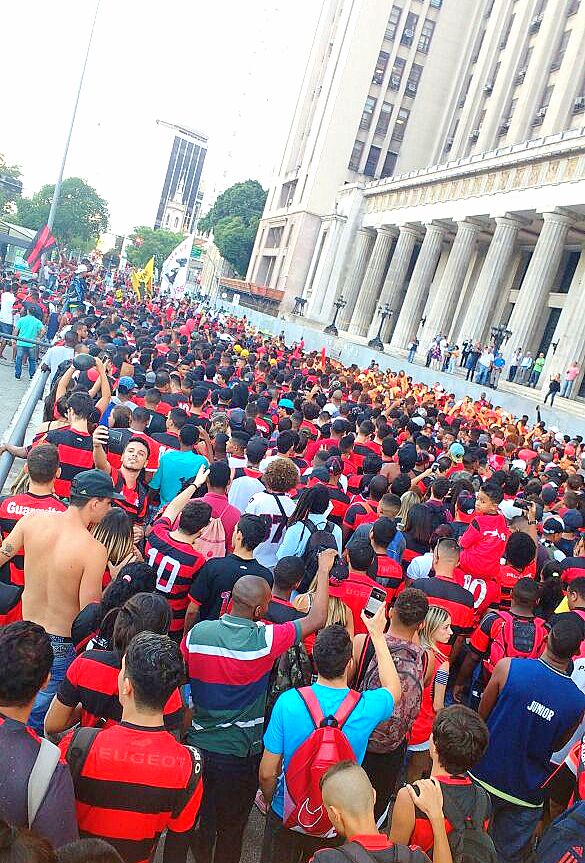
[
  {"x1": 125, "y1": 226, "x2": 185, "y2": 269},
  {"x1": 14, "y1": 177, "x2": 108, "y2": 247},
  {"x1": 0, "y1": 154, "x2": 22, "y2": 215},
  {"x1": 198, "y1": 180, "x2": 266, "y2": 276}
]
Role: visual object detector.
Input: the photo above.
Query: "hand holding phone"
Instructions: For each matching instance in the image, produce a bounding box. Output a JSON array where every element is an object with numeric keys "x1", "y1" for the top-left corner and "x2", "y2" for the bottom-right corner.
[{"x1": 362, "y1": 587, "x2": 387, "y2": 620}]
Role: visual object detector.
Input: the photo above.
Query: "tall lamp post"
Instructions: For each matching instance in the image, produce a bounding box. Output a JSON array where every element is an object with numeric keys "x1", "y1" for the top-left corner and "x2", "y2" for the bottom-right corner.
[
  {"x1": 324, "y1": 296, "x2": 346, "y2": 336},
  {"x1": 490, "y1": 322, "x2": 512, "y2": 352},
  {"x1": 368, "y1": 304, "x2": 394, "y2": 351},
  {"x1": 47, "y1": 0, "x2": 101, "y2": 231}
]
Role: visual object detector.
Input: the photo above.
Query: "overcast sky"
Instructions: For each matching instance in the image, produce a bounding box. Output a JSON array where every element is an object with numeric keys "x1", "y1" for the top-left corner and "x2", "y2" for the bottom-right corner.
[{"x1": 2, "y1": 0, "x2": 321, "y2": 235}]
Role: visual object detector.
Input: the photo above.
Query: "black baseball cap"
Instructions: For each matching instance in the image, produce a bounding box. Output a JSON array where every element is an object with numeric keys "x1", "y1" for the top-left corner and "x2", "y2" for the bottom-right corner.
[{"x1": 70, "y1": 469, "x2": 125, "y2": 501}]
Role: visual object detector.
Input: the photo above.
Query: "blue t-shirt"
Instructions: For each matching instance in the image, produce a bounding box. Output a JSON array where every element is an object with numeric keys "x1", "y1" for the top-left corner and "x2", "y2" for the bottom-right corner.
[
  {"x1": 149, "y1": 449, "x2": 209, "y2": 505},
  {"x1": 264, "y1": 683, "x2": 394, "y2": 819}
]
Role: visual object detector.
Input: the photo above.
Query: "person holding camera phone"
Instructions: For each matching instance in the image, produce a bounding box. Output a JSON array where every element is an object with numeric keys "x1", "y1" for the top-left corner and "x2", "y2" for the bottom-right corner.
[{"x1": 92, "y1": 426, "x2": 150, "y2": 533}]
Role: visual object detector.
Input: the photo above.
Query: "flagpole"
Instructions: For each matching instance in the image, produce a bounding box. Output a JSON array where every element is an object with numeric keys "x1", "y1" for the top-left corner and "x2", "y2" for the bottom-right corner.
[{"x1": 47, "y1": 0, "x2": 101, "y2": 231}]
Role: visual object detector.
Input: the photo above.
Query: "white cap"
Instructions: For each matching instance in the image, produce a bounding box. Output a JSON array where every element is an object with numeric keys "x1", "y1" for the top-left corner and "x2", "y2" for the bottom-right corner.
[{"x1": 499, "y1": 499, "x2": 523, "y2": 520}]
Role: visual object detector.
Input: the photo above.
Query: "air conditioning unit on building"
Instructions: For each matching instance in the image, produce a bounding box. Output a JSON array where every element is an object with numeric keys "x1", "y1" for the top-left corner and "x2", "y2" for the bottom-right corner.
[
  {"x1": 529, "y1": 14, "x2": 543, "y2": 31},
  {"x1": 497, "y1": 120, "x2": 510, "y2": 135},
  {"x1": 483, "y1": 82, "x2": 494, "y2": 94},
  {"x1": 573, "y1": 96, "x2": 585, "y2": 112},
  {"x1": 515, "y1": 67, "x2": 527, "y2": 83},
  {"x1": 469, "y1": 129, "x2": 480, "y2": 140},
  {"x1": 404, "y1": 28, "x2": 414, "y2": 37},
  {"x1": 445, "y1": 136, "x2": 454, "y2": 150},
  {"x1": 536, "y1": 106, "x2": 547, "y2": 117}
]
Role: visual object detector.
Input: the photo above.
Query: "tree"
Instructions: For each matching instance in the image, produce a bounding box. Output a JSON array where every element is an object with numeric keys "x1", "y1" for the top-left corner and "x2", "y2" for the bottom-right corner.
[
  {"x1": 14, "y1": 177, "x2": 109, "y2": 247},
  {"x1": 0, "y1": 154, "x2": 22, "y2": 216},
  {"x1": 198, "y1": 180, "x2": 267, "y2": 276},
  {"x1": 125, "y1": 226, "x2": 185, "y2": 269}
]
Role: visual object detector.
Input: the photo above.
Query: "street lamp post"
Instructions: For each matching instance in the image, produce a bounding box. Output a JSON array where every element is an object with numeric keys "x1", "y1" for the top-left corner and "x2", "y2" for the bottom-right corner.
[
  {"x1": 490, "y1": 322, "x2": 512, "y2": 352},
  {"x1": 368, "y1": 304, "x2": 394, "y2": 351},
  {"x1": 324, "y1": 296, "x2": 346, "y2": 336},
  {"x1": 47, "y1": 0, "x2": 101, "y2": 231}
]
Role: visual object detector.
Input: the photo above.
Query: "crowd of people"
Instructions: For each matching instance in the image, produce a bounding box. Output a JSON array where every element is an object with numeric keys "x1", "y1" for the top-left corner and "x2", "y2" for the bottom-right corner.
[
  {"x1": 0, "y1": 260, "x2": 584, "y2": 863},
  {"x1": 413, "y1": 334, "x2": 580, "y2": 401}
]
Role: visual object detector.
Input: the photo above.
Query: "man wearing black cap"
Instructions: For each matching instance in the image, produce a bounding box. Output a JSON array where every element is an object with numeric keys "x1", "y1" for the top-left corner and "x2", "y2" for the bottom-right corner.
[{"x1": 0, "y1": 469, "x2": 123, "y2": 732}]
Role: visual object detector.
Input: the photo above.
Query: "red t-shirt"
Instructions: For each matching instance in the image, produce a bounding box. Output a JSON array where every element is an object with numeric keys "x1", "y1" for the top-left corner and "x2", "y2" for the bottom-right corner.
[{"x1": 329, "y1": 571, "x2": 388, "y2": 636}]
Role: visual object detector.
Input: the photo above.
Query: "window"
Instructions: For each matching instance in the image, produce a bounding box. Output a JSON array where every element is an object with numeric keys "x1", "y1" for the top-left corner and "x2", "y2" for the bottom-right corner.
[
  {"x1": 430, "y1": 0, "x2": 442, "y2": 7},
  {"x1": 401, "y1": 12, "x2": 419, "y2": 45},
  {"x1": 385, "y1": 6, "x2": 402, "y2": 41},
  {"x1": 500, "y1": 14, "x2": 514, "y2": 49},
  {"x1": 391, "y1": 108, "x2": 410, "y2": 141},
  {"x1": 360, "y1": 96, "x2": 377, "y2": 130},
  {"x1": 348, "y1": 139, "x2": 365, "y2": 171},
  {"x1": 381, "y1": 151, "x2": 398, "y2": 178},
  {"x1": 551, "y1": 30, "x2": 570, "y2": 70},
  {"x1": 418, "y1": 18, "x2": 435, "y2": 53},
  {"x1": 279, "y1": 179, "x2": 297, "y2": 208},
  {"x1": 406, "y1": 63, "x2": 423, "y2": 96},
  {"x1": 266, "y1": 227, "x2": 284, "y2": 248},
  {"x1": 373, "y1": 51, "x2": 390, "y2": 85},
  {"x1": 390, "y1": 57, "x2": 406, "y2": 90},
  {"x1": 567, "y1": 0, "x2": 580, "y2": 15},
  {"x1": 364, "y1": 146, "x2": 381, "y2": 177},
  {"x1": 375, "y1": 101, "x2": 394, "y2": 136}
]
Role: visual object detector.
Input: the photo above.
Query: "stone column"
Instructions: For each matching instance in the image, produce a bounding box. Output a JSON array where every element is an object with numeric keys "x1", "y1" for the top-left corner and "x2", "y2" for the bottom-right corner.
[
  {"x1": 459, "y1": 216, "x2": 521, "y2": 345},
  {"x1": 505, "y1": 211, "x2": 575, "y2": 356},
  {"x1": 421, "y1": 219, "x2": 481, "y2": 345},
  {"x1": 539, "y1": 247, "x2": 585, "y2": 393},
  {"x1": 347, "y1": 227, "x2": 395, "y2": 337},
  {"x1": 391, "y1": 223, "x2": 445, "y2": 349},
  {"x1": 337, "y1": 228, "x2": 375, "y2": 331},
  {"x1": 366, "y1": 225, "x2": 419, "y2": 343}
]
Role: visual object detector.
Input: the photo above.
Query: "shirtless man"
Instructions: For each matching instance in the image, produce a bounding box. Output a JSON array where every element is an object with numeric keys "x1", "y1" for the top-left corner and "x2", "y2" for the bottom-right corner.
[{"x1": 0, "y1": 469, "x2": 123, "y2": 732}]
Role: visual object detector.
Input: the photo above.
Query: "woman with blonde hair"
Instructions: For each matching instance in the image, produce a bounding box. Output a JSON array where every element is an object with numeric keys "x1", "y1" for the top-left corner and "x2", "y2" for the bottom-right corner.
[
  {"x1": 397, "y1": 489, "x2": 420, "y2": 530},
  {"x1": 407, "y1": 605, "x2": 451, "y2": 781},
  {"x1": 293, "y1": 572, "x2": 354, "y2": 653},
  {"x1": 93, "y1": 508, "x2": 140, "y2": 586}
]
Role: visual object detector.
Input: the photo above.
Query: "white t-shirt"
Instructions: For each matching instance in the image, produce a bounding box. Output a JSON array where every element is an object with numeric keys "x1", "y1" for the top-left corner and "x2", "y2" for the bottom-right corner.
[
  {"x1": 0, "y1": 291, "x2": 16, "y2": 325},
  {"x1": 478, "y1": 351, "x2": 494, "y2": 369},
  {"x1": 228, "y1": 474, "x2": 265, "y2": 513},
  {"x1": 245, "y1": 491, "x2": 296, "y2": 570},
  {"x1": 43, "y1": 345, "x2": 74, "y2": 379}
]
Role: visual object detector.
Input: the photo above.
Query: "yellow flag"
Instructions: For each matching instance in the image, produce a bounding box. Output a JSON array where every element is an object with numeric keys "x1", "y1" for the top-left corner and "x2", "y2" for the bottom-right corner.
[{"x1": 141, "y1": 257, "x2": 154, "y2": 295}]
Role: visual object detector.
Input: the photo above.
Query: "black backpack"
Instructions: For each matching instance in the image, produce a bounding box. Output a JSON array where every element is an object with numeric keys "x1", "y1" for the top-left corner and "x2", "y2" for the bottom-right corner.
[
  {"x1": 265, "y1": 642, "x2": 314, "y2": 724},
  {"x1": 440, "y1": 782, "x2": 498, "y2": 863},
  {"x1": 299, "y1": 520, "x2": 346, "y2": 592},
  {"x1": 313, "y1": 839, "x2": 423, "y2": 862},
  {"x1": 535, "y1": 800, "x2": 585, "y2": 863}
]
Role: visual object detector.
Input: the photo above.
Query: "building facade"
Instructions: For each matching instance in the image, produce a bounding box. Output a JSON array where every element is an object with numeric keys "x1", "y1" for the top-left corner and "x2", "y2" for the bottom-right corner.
[
  {"x1": 154, "y1": 120, "x2": 208, "y2": 235},
  {"x1": 250, "y1": 0, "x2": 585, "y2": 398}
]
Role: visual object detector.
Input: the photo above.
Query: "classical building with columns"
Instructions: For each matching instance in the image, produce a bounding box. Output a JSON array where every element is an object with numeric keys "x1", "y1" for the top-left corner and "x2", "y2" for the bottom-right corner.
[{"x1": 247, "y1": 0, "x2": 585, "y2": 396}]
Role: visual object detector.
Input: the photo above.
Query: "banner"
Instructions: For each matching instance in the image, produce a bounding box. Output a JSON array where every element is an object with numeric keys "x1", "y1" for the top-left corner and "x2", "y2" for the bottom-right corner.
[
  {"x1": 161, "y1": 235, "x2": 194, "y2": 298},
  {"x1": 25, "y1": 225, "x2": 57, "y2": 273}
]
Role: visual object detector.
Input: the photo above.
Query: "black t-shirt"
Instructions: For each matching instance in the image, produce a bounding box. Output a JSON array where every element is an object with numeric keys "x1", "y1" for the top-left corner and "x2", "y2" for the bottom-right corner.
[
  {"x1": 146, "y1": 411, "x2": 167, "y2": 435},
  {"x1": 189, "y1": 554, "x2": 273, "y2": 620},
  {"x1": 549, "y1": 609, "x2": 585, "y2": 639},
  {"x1": 265, "y1": 597, "x2": 305, "y2": 624},
  {"x1": 150, "y1": 431, "x2": 180, "y2": 449}
]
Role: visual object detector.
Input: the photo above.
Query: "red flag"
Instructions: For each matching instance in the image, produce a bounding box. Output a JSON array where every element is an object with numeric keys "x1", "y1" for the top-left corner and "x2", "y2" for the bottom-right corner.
[
  {"x1": 25, "y1": 225, "x2": 57, "y2": 273},
  {"x1": 321, "y1": 346, "x2": 326, "y2": 369}
]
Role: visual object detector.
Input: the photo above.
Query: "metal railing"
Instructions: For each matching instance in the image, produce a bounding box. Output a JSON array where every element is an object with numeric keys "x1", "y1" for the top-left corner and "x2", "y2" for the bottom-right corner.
[{"x1": 0, "y1": 336, "x2": 52, "y2": 491}]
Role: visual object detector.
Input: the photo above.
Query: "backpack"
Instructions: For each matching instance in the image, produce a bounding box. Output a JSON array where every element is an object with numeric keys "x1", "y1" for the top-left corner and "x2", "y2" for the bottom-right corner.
[
  {"x1": 283, "y1": 687, "x2": 361, "y2": 837},
  {"x1": 486, "y1": 611, "x2": 548, "y2": 673},
  {"x1": 355, "y1": 636, "x2": 425, "y2": 754},
  {"x1": 193, "y1": 505, "x2": 228, "y2": 561},
  {"x1": 535, "y1": 801, "x2": 585, "y2": 863},
  {"x1": 440, "y1": 782, "x2": 498, "y2": 863},
  {"x1": 265, "y1": 642, "x2": 314, "y2": 722},
  {"x1": 315, "y1": 840, "x2": 421, "y2": 863},
  {"x1": 27, "y1": 737, "x2": 62, "y2": 827},
  {"x1": 299, "y1": 520, "x2": 341, "y2": 592}
]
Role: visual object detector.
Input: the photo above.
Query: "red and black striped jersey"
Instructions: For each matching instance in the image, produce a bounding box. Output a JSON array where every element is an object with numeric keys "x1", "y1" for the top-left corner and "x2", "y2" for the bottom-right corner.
[
  {"x1": 295, "y1": 477, "x2": 350, "y2": 523},
  {"x1": 0, "y1": 492, "x2": 66, "y2": 587},
  {"x1": 352, "y1": 440, "x2": 382, "y2": 469},
  {"x1": 110, "y1": 468, "x2": 149, "y2": 524},
  {"x1": 559, "y1": 556, "x2": 585, "y2": 586},
  {"x1": 57, "y1": 649, "x2": 183, "y2": 731},
  {"x1": 371, "y1": 554, "x2": 405, "y2": 603},
  {"x1": 60, "y1": 722, "x2": 202, "y2": 863},
  {"x1": 415, "y1": 575, "x2": 475, "y2": 650},
  {"x1": 145, "y1": 517, "x2": 205, "y2": 639},
  {"x1": 44, "y1": 427, "x2": 94, "y2": 498},
  {"x1": 232, "y1": 466, "x2": 263, "y2": 480}
]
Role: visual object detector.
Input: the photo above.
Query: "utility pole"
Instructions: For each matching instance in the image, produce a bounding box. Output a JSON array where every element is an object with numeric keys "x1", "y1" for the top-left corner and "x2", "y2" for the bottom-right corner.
[{"x1": 47, "y1": 0, "x2": 101, "y2": 230}]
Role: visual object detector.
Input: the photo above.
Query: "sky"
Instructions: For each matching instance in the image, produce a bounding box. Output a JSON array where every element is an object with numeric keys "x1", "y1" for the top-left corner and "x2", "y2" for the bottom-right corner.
[{"x1": 2, "y1": 0, "x2": 322, "y2": 235}]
